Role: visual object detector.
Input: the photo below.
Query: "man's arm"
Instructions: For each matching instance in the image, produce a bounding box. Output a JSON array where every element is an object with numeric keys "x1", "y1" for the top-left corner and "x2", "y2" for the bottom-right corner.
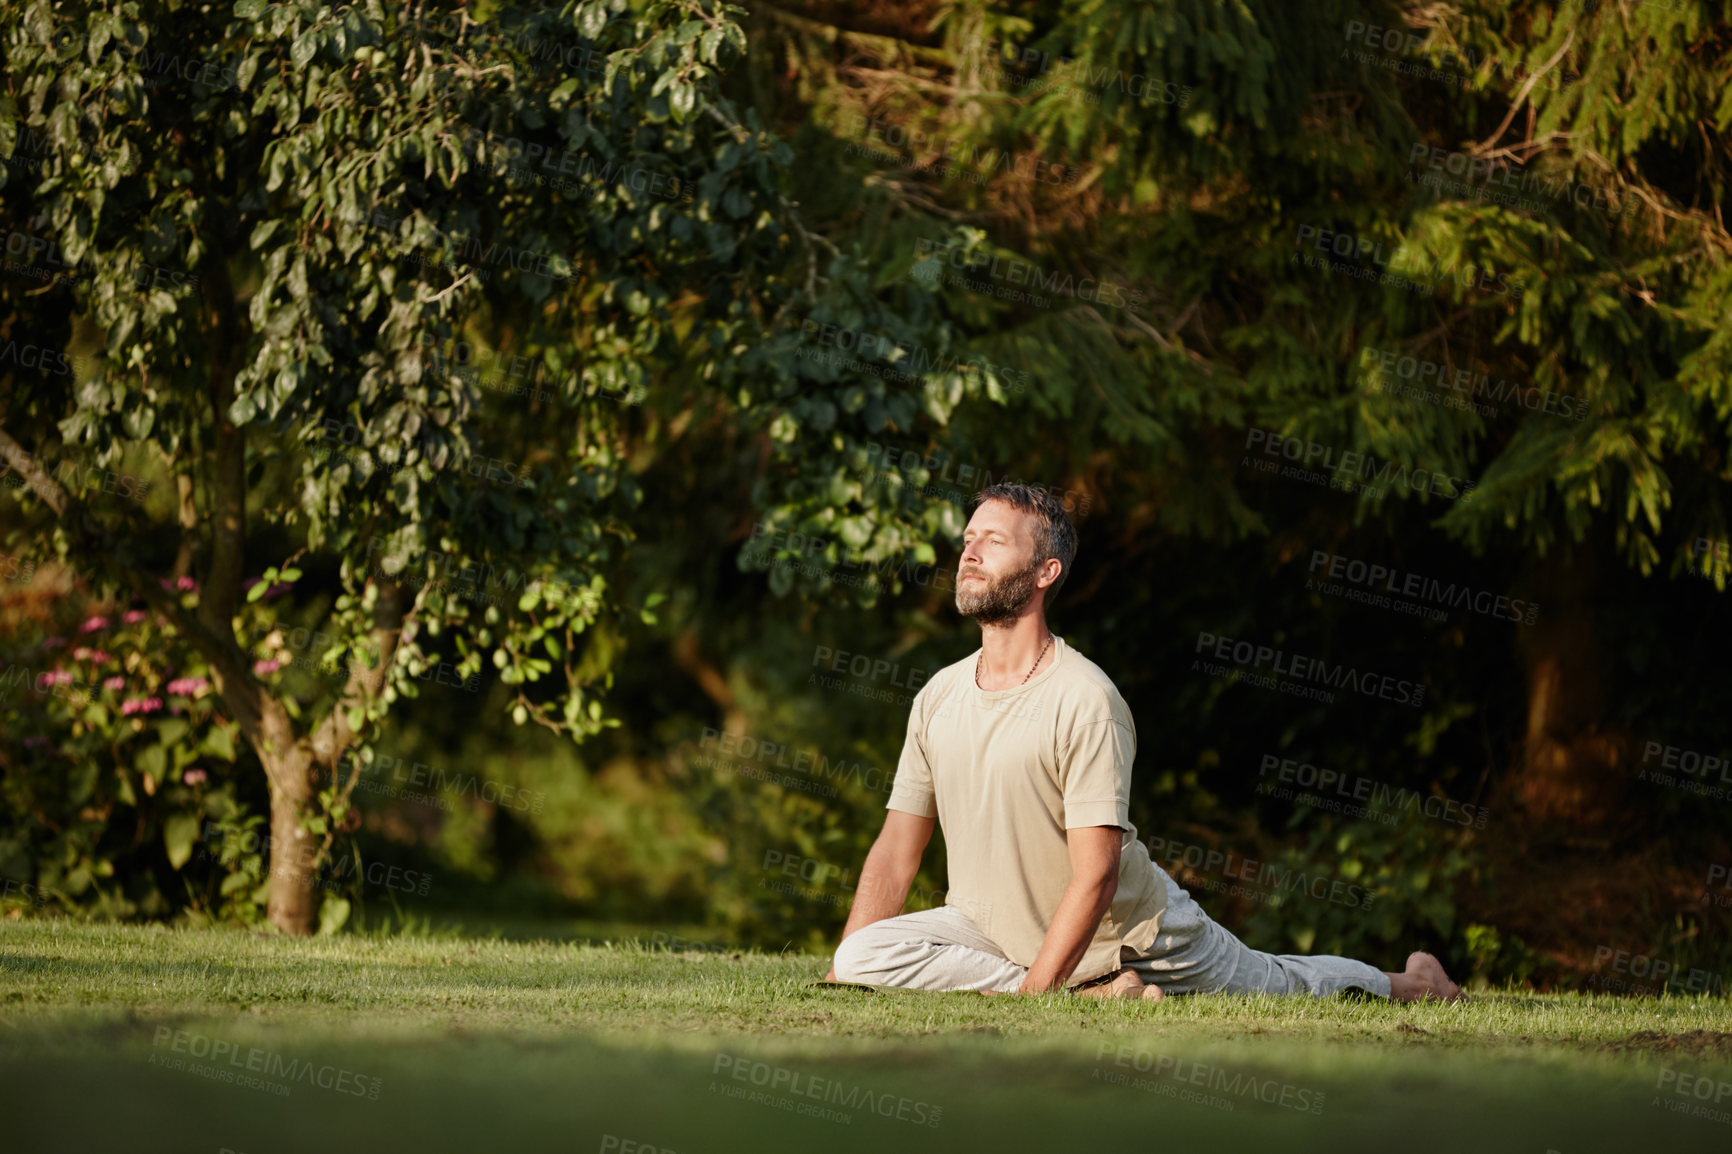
[
  {"x1": 1014, "y1": 825, "x2": 1120, "y2": 993},
  {"x1": 822, "y1": 808, "x2": 935, "y2": 980}
]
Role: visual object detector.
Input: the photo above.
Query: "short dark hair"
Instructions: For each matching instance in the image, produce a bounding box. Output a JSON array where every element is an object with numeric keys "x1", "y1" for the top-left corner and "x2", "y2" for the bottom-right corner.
[{"x1": 969, "y1": 483, "x2": 1079, "y2": 609}]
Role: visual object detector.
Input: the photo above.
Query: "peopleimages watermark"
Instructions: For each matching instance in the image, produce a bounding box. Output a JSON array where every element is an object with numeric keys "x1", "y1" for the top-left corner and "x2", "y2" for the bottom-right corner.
[
  {"x1": 150, "y1": 1026, "x2": 382, "y2": 1100},
  {"x1": 244, "y1": 622, "x2": 481, "y2": 697},
  {"x1": 1292, "y1": 223, "x2": 1526, "y2": 298},
  {"x1": 1192, "y1": 631, "x2": 1427, "y2": 708},
  {"x1": 1702, "y1": 863, "x2": 1731, "y2": 910},
  {"x1": 696, "y1": 726, "x2": 894, "y2": 798},
  {"x1": 1255, "y1": 753, "x2": 1490, "y2": 830},
  {"x1": 1093, "y1": 1042, "x2": 1325, "y2": 1115},
  {"x1": 270, "y1": 413, "x2": 536, "y2": 492},
  {"x1": 1587, "y1": 946, "x2": 1727, "y2": 997},
  {"x1": 1306, "y1": 550, "x2": 1538, "y2": 625},
  {"x1": 858, "y1": 440, "x2": 1091, "y2": 517},
  {"x1": 0, "y1": 339, "x2": 92, "y2": 379},
  {"x1": 646, "y1": 930, "x2": 734, "y2": 955},
  {"x1": 1359, "y1": 344, "x2": 1588, "y2": 423},
  {"x1": 364, "y1": 204, "x2": 577, "y2": 286},
  {"x1": 1340, "y1": 19, "x2": 1580, "y2": 94},
  {"x1": 759, "y1": 848, "x2": 993, "y2": 931},
  {"x1": 911, "y1": 238, "x2": 1146, "y2": 313},
  {"x1": 746, "y1": 523, "x2": 957, "y2": 594},
  {"x1": 1, "y1": 444, "x2": 152, "y2": 506},
  {"x1": 449, "y1": 120, "x2": 695, "y2": 205},
  {"x1": 2, "y1": 226, "x2": 94, "y2": 286},
  {"x1": 1689, "y1": 538, "x2": 1731, "y2": 583},
  {"x1": 1637, "y1": 738, "x2": 1732, "y2": 802},
  {"x1": 840, "y1": 113, "x2": 1079, "y2": 186},
  {"x1": 328, "y1": 749, "x2": 546, "y2": 815},
  {"x1": 1144, "y1": 835, "x2": 1376, "y2": 910},
  {"x1": 421, "y1": 334, "x2": 561, "y2": 405},
  {"x1": 194, "y1": 822, "x2": 434, "y2": 899},
  {"x1": 397, "y1": 10, "x2": 615, "y2": 79},
  {"x1": 809, "y1": 645, "x2": 931, "y2": 708},
  {"x1": 1243, "y1": 426, "x2": 1479, "y2": 503},
  {"x1": 0, "y1": 552, "x2": 39, "y2": 584},
  {"x1": 0, "y1": 659, "x2": 96, "y2": 708},
  {"x1": 1653, "y1": 1066, "x2": 1732, "y2": 1127},
  {"x1": 1409, "y1": 144, "x2": 1639, "y2": 222},
  {"x1": 598, "y1": 1136, "x2": 677, "y2": 1154},
  {"x1": 759, "y1": 849, "x2": 860, "y2": 911},
  {"x1": 711, "y1": 1053, "x2": 943, "y2": 1127},
  {"x1": 364, "y1": 539, "x2": 586, "y2": 620},
  {"x1": 1, "y1": 877, "x2": 50, "y2": 909},
  {"x1": 978, "y1": 37, "x2": 1195, "y2": 107},
  {"x1": 796, "y1": 318, "x2": 1030, "y2": 394}
]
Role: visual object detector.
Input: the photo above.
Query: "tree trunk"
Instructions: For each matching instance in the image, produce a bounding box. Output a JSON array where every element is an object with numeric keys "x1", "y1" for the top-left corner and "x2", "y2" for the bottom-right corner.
[
  {"x1": 265, "y1": 748, "x2": 320, "y2": 934},
  {"x1": 1509, "y1": 538, "x2": 1629, "y2": 834}
]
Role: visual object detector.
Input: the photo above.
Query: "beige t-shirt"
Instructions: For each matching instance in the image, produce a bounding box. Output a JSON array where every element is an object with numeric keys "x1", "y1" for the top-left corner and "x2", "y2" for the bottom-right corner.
[{"x1": 886, "y1": 634, "x2": 1166, "y2": 987}]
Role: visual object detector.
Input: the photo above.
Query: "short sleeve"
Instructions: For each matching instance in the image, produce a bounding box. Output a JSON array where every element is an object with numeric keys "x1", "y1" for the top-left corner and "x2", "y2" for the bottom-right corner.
[
  {"x1": 886, "y1": 686, "x2": 938, "y2": 818},
  {"x1": 1059, "y1": 717, "x2": 1134, "y2": 830}
]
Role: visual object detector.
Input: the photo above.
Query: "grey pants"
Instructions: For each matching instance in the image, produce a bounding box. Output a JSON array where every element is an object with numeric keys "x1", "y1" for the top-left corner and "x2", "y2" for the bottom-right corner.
[{"x1": 831, "y1": 867, "x2": 1393, "y2": 998}]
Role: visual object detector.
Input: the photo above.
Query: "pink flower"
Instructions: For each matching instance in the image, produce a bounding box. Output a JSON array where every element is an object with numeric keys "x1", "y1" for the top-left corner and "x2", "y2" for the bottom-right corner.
[
  {"x1": 176, "y1": 576, "x2": 198, "y2": 592},
  {"x1": 37, "y1": 670, "x2": 73, "y2": 687},
  {"x1": 72, "y1": 648, "x2": 111, "y2": 663},
  {"x1": 120, "y1": 696, "x2": 163, "y2": 716},
  {"x1": 78, "y1": 616, "x2": 109, "y2": 633},
  {"x1": 165, "y1": 677, "x2": 208, "y2": 696},
  {"x1": 252, "y1": 659, "x2": 282, "y2": 675},
  {"x1": 103, "y1": 676, "x2": 125, "y2": 691},
  {"x1": 122, "y1": 610, "x2": 148, "y2": 624},
  {"x1": 183, "y1": 768, "x2": 208, "y2": 785}
]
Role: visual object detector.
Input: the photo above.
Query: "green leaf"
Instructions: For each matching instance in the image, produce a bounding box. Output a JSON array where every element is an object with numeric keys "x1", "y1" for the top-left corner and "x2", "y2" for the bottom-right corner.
[
  {"x1": 317, "y1": 894, "x2": 352, "y2": 935},
  {"x1": 700, "y1": 27, "x2": 724, "y2": 64},
  {"x1": 198, "y1": 726, "x2": 236, "y2": 763},
  {"x1": 291, "y1": 32, "x2": 317, "y2": 69},
  {"x1": 164, "y1": 813, "x2": 201, "y2": 870},
  {"x1": 669, "y1": 83, "x2": 696, "y2": 122},
  {"x1": 138, "y1": 743, "x2": 168, "y2": 780}
]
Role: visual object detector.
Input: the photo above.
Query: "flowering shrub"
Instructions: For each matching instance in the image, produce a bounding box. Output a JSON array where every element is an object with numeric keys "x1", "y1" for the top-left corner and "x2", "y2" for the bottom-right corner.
[{"x1": 0, "y1": 582, "x2": 262, "y2": 922}]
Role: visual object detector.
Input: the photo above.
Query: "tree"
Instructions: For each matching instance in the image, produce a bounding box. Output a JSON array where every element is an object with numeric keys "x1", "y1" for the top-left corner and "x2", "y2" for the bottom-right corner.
[{"x1": 0, "y1": 0, "x2": 878, "y2": 933}]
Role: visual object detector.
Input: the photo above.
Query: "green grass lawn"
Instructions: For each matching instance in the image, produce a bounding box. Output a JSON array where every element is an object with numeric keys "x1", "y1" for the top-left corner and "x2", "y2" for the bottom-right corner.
[{"x1": 3, "y1": 920, "x2": 1732, "y2": 1154}]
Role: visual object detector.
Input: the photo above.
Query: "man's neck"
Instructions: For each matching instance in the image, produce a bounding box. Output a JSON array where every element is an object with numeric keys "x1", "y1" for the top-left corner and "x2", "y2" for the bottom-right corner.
[{"x1": 976, "y1": 614, "x2": 1054, "y2": 691}]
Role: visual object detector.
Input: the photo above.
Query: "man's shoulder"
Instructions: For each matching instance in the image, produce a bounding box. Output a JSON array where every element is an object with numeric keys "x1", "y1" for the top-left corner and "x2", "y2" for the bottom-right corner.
[
  {"x1": 1053, "y1": 641, "x2": 1133, "y2": 724},
  {"x1": 916, "y1": 651, "x2": 978, "y2": 705}
]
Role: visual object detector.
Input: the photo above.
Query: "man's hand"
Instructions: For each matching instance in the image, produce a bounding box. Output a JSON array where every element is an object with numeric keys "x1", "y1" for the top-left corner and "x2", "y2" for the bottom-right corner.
[{"x1": 1016, "y1": 825, "x2": 1121, "y2": 994}]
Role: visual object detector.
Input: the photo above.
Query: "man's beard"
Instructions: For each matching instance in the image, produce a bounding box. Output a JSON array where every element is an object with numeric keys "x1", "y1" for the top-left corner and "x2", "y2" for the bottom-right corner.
[{"x1": 955, "y1": 556, "x2": 1043, "y2": 626}]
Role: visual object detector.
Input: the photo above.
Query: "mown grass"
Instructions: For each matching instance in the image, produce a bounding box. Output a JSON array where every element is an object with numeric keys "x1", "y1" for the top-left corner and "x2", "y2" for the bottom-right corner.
[{"x1": 3, "y1": 920, "x2": 1731, "y2": 1153}]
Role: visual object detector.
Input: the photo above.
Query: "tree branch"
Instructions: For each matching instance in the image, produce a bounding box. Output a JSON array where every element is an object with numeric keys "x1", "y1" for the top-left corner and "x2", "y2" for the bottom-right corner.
[
  {"x1": 198, "y1": 248, "x2": 246, "y2": 636},
  {"x1": 308, "y1": 577, "x2": 407, "y2": 770},
  {"x1": 0, "y1": 427, "x2": 68, "y2": 515}
]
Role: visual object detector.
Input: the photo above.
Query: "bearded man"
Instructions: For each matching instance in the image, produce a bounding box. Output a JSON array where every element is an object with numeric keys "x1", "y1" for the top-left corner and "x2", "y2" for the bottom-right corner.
[{"x1": 823, "y1": 483, "x2": 1463, "y2": 1001}]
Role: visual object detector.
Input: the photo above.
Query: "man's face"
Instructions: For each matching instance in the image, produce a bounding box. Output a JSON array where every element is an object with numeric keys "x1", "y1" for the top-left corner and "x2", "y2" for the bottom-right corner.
[{"x1": 955, "y1": 500, "x2": 1053, "y2": 625}]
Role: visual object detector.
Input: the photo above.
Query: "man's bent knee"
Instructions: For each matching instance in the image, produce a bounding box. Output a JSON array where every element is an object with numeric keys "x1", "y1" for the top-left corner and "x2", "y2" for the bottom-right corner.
[{"x1": 831, "y1": 931, "x2": 888, "y2": 984}]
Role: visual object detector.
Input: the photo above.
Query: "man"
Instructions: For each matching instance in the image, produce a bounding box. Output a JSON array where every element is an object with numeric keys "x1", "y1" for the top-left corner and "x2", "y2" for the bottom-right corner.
[{"x1": 824, "y1": 483, "x2": 1463, "y2": 1002}]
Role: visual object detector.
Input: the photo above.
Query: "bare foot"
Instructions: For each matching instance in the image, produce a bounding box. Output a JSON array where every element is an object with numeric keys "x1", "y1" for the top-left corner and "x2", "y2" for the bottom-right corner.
[
  {"x1": 1074, "y1": 968, "x2": 1164, "y2": 1001},
  {"x1": 1385, "y1": 951, "x2": 1465, "y2": 1003}
]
